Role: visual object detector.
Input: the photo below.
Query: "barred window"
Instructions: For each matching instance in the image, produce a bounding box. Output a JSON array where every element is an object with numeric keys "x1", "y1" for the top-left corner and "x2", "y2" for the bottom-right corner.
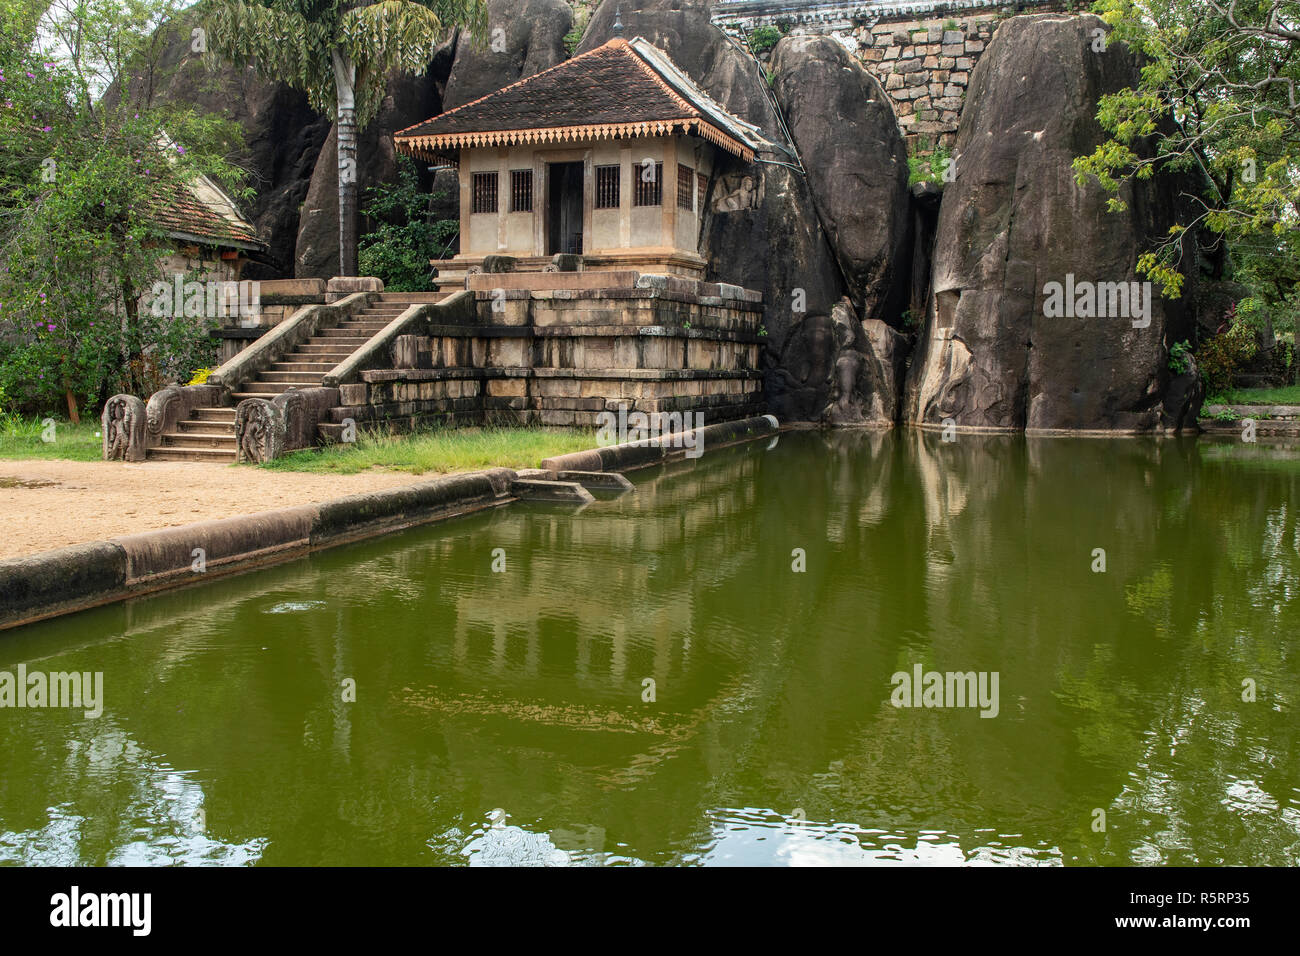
[
  {"x1": 697, "y1": 171, "x2": 708, "y2": 212},
  {"x1": 471, "y1": 171, "x2": 498, "y2": 214},
  {"x1": 677, "y1": 165, "x2": 694, "y2": 209},
  {"x1": 595, "y1": 164, "x2": 620, "y2": 209},
  {"x1": 634, "y1": 161, "x2": 663, "y2": 207},
  {"x1": 510, "y1": 169, "x2": 532, "y2": 212}
]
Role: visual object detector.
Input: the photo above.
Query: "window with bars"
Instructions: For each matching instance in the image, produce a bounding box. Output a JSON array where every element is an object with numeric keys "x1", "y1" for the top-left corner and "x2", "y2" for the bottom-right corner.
[
  {"x1": 633, "y1": 162, "x2": 662, "y2": 207},
  {"x1": 595, "y1": 164, "x2": 620, "y2": 209},
  {"x1": 697, "y1": 171, "x2": 708, "y2": 212},
  {"x1": 677, "y1": 165, "x2": 694, "y2": 209},
  {"x1": 510, "y1": 169, "x2": 532, "y2": 212},
  {"x1": 471, "y1": 172, "x2": 498, "y2": 214}
]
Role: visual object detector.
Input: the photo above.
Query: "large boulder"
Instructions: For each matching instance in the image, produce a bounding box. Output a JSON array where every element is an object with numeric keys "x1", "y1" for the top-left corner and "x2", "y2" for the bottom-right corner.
[
  {"x1": 904, "y1": 14, "x2": 1198, "y2": 432},
  {"x1": 580, "y1": 0, "x2": 849, "y2": 421},
  {"x1": 442, "y1": 0, "x2": 573, "y2": 110},
  {"x1": 109, "y1": 15, "x2": 330, "y2": 279},
  {"x1": 770, "y1": 36, "x2": 912, "y2": 324}
]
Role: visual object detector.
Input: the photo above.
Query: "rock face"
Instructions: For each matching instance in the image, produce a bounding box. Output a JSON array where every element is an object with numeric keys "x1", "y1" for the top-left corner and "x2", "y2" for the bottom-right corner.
[
  {"x1": 770, "y1": 36, "x2": 912, "y2": 324},
  {"x1": 111, "y1": 17, "x2": 330, "y2": 279},
  {"x1": 442, "y1": 0, "x2": 573, "y2": 110},
  {"x1": 581, "y1": 0, "x2": 858, "y2": 422},
  {"x1": 904, "y1": 14, "x2": 1198, "y2": 432},
  {"x1": 821, "y1": 298, "x2": 908, "y2": 426}
]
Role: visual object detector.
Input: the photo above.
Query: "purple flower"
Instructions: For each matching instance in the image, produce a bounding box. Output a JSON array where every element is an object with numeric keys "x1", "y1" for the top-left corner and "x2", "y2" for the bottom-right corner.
[
  {"x1": 46, "y1": 323, "x2": 55, "y2": 331},
  {"x1": 41, "y1": 126, "x2": 51, "y2": 132},
  {"x1": 176, "y1": 146, "x2": 186, "y2": 155},
  {"x1": 26, "y1": 72, "x2": 35, "y2": 79}
]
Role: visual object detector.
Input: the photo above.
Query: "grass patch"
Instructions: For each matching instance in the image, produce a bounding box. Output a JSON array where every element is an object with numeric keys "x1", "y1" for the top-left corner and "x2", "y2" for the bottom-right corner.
[
  {"x1": 257, "y1": 425, "x2": 599, "y2": 476},
  {"x1": 0, "y1": 417, "x2": 102, "y2": 461},
  {"x1": 1207, "y1": 385, "x2": 1300, "y2": 406}
]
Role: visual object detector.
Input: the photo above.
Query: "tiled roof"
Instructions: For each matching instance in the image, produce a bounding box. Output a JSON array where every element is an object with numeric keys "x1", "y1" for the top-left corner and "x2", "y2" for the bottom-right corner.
[
  {"x1": 395, "y1": 37, "x2": 771, "y2": 162},
  {"x1": 145, "y1": 166, "x2": 263, "y2": 251}
]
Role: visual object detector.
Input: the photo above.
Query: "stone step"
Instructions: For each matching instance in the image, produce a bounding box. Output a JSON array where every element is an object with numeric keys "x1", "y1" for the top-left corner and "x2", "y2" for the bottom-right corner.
[
  {"x1": 306, "y1": 338, "x2": 369, "y2": 348},
  {"x1": 161, "y1": 432, "x2": 237, "y2": 449},
  {"x1": 287, "y1": 354, "x2": 352, "y2": 364},
  {"x1": 315, "y1": 330, "x2": 373, "y2": 340},
  {"x1": 231, "y1": 390, "x2": 286, "y2": 401},
  {"x1": 147, "y1": 447, "x2": 237, "y2": 462},
  {"x1": 296, "y1": 344, "x2": 356, "y2": 355},
  {"x1": 271, "y1": 361, "x2": 338, "y2": 372},
  {"x1": 259, "y1": 371, "x2": 325, "y2": 383},
  {"x1": 191, "y1": 407, "x2": 237, "y2": 421},
  {"x1": 176, "y1": 419, "x2": 235, "y2": 436},
  {"x1": 379, "y1": 293, "x2": 443, "y2": 304},
  {"x1": 240, "y1": 381, "x2": 297, "y2": 393}
]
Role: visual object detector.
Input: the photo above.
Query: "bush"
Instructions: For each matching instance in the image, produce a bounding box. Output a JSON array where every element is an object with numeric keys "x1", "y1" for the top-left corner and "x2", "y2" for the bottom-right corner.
[
  {"x1": 749, "y1": 25, "x2": 781, "y2": 54},
  {"x1": 1168, "y1": 340, "x2": 1193, "y2": 376},
  {"x1": 1195, "y1": 322, "x2": 1258, "y2": 395},
  {"x1": 358, "y1": 156, "x2": 458, "y2": 292}
]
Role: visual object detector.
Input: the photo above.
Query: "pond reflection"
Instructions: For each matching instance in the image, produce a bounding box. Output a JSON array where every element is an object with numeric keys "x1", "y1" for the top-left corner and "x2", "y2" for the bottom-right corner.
[{"x1": 1, "y1": 431, "x2": 1297, "y2": 865}]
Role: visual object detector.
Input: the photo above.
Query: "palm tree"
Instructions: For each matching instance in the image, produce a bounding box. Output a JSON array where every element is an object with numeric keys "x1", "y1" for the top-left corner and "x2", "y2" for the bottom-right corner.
[{"x1": 203, "y1": 0, "x2": 485, "y2": 276}]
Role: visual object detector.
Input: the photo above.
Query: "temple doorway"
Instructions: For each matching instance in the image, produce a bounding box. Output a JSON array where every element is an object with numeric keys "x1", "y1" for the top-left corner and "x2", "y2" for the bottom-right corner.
[{"x1": 547, "y1": 162, "x2": 584, "y2": 255}]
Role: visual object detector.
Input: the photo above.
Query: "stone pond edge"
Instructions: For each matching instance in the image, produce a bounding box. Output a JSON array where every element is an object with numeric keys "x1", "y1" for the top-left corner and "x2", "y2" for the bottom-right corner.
[{"x1": 0, "y1": 415, "x2": 781, "y2": 632}]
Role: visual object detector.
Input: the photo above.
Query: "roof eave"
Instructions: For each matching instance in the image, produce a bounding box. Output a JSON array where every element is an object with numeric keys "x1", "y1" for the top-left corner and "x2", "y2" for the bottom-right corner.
[{"x1": 394, "y1": 118, "x2": 756, "y2": 164}]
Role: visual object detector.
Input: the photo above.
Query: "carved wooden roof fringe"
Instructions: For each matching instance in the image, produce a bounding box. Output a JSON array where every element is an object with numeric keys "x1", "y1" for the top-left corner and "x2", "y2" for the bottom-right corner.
[{"x1": 394, "y1": 37, "x2": 771, "y2": 164}]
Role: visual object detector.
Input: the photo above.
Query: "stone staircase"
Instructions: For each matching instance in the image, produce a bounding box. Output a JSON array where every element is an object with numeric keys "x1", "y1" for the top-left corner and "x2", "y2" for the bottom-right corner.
[{"x1": 147, "y1": 294, "x2": 441, "y2": 462}]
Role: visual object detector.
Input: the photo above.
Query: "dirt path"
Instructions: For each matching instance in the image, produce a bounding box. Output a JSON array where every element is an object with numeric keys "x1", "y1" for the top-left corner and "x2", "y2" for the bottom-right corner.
[{"x1": 0, "y1": 459, "x2": 447, "y2": 561}]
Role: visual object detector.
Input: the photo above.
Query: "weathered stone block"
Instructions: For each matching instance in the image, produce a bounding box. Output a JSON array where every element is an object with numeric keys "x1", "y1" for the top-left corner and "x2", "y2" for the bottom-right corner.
[{"x1": 340, "y1": 383, "x2": 368, "y2": 406}]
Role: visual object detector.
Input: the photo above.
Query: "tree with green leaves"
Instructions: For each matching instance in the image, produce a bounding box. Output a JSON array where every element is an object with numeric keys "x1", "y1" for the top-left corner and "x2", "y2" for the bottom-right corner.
[
  {"x1": 0, "y1": 0, "x2": 247, "y2": 418},
  {"x1": 202, "y1": 0, "x2": 485, "y2": 277},
  {"x1": 1076, "y1": 1, "x2": 1300, "y2": 335}
]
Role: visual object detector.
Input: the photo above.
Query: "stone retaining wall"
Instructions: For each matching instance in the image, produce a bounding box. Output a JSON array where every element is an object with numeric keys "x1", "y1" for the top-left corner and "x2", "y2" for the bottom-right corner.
[{"x1": 325, "y1": 277, "x2": 767, "y2": 435}]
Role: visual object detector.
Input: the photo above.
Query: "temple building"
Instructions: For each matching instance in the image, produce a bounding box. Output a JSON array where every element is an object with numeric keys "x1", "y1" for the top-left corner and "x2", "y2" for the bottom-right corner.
[{"x1": 394, "y1": 36, "x2": 772, "y2": 281}]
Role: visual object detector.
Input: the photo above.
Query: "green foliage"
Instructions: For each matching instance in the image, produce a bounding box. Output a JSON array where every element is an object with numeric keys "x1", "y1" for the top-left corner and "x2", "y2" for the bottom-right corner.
[
  {"x1": 1213, "y1": 383, "x2": 1300, "y2": 405},
  {"x1": 260, "y1": 424, "x2": 597, "y2": 474},
  {"x1": 908, "y1": 141, "x2": 952, "y2": 186},
  {"x1": 0, "y1": 0, "x2": 242, "y2": 415},
  {"x1": 749, "y1": 25, "x2": 780, "y2": 54},
  {"x1": 1168, "y1": 339, "x2": 1192, "y2": 375},
  {"x1": 357, "y1": 155, "x2": 457, "y2": 291},
  {"x1": 564, "y1": 5, "x2": 589, "y2": 57},
  {"x1": 202, "y1": 0, "x2": 487, "y2": 128},
  {"x1": 0, "y1": 416, "x2": 103, "y2": 461},
  {"x1": 1196, "y1": 320, "x2": 1258, "y2": 395},
  {"x1": 1075, "y1": 0, "x2": 1300, "y2": 318}
]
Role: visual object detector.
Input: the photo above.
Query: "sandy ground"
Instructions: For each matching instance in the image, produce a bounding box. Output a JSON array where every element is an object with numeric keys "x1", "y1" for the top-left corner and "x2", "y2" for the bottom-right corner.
[{"x1": 0, "y1": 459, "x2": 439, "y2": 560}]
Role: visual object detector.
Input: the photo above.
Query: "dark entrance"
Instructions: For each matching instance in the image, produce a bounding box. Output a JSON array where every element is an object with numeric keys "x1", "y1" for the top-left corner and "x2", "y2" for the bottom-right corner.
[{"x1": 547, "y1": 162, "x2": 584, "y2": 255}]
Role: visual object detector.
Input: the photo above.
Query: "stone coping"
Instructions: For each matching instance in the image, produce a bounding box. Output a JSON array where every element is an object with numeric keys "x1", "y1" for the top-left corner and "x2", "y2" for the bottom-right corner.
[
  {"x1": 0, "y1": 416, "x2": 781, "y2": 631},
  {"x1": 359, "y1": 366, "x2": 764, "y2": 384},
  {"x1": 422, "y1": 324, "x2": 764, "y2": 342}
]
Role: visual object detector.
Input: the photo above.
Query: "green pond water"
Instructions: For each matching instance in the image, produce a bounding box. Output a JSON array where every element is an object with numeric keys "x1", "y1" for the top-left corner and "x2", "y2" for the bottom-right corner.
[{"x1": 2, "y1": 431, "x2": 1298, "y2": 866}]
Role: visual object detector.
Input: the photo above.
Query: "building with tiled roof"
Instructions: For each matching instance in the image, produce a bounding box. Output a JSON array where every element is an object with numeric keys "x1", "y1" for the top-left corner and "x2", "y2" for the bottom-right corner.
[{"x1": 395, "y1": 36, "x2": 773, "y2": 279}]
